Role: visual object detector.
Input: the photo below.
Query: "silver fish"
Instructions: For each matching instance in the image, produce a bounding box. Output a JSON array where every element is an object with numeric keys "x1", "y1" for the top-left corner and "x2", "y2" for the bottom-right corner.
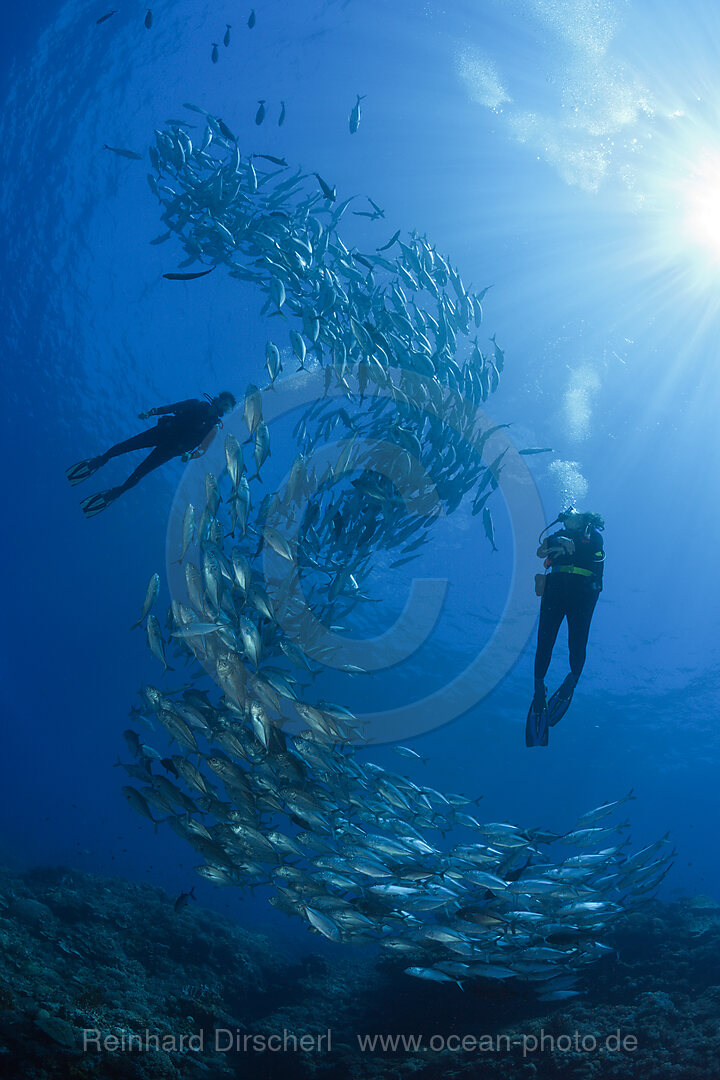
[
  {"x1": 349, "y1": 94, "x2": 366, "y2": 134},
  {"x1": 482, "y1": 507, "x2": 498, "y2": 552},
  {"x1": 243, "y1": 384, "x2": 263, "y2": 436},
  {"x1": 289, "y1": 330, "x2": 306, "y2": 368},
  {"x1": 104, "y1": 144, "x2": 143, "y2": 160},
  {"x1": 123, "y1": 786, "x2": 158, "y2": 826},
  {"x1": 265, "y1": 341, "x2": 282, "y2": 386},
  {"x1": 146, "y1": 615, "x2": 172, "y2": 671},
  {"x1": 225, "y1": 435, "x2": 244, "y2": 491},
  {"x1": 251, "y1": 421, "x2": 271, "y2": 480},
  {"x1": 131, "y1": 573, "x2": 160, "y2": 628}
]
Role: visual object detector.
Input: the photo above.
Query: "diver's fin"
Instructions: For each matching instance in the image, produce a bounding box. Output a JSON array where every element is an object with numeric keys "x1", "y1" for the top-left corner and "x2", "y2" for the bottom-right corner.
[
  {"x1": 525, "y1": 688, "x2": 549, "y2": 747},
  {"x1": 65, "y1": 456, "x2": 103, "y2": 487},
  {"x1": 80, "y1": 488, "x2": 119, "y2": 518},
  {"x1": 548, "y1": 677, "x2": 576, "y2": 727}
]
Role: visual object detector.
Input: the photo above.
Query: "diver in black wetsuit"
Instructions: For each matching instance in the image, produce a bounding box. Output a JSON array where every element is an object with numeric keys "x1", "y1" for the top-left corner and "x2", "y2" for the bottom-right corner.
[
  {"x1": 526, "y1": 509, "x2": 605, "y2": 747},
  {"x1": 66, "y1": 392, "x2": 236, "y2": 517}
]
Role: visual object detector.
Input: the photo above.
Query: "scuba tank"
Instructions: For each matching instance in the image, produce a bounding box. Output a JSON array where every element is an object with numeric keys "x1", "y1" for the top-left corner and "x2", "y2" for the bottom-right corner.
[{"x1": 204, "y1": 392, "x2": 225, "y2": 428}]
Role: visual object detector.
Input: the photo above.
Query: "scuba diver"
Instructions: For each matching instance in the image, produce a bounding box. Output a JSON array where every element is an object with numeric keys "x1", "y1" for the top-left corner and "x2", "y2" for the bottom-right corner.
[
  {"x1": 526, "y1": 508, "x2": 605, "y2": 747},
  {"x1": 66, "y1": 392, "x2": 236, "y2": 517}
]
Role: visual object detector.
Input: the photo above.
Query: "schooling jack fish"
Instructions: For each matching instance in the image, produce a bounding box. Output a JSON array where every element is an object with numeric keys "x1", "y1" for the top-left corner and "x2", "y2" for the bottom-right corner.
[{"x1": 127, "y1": 112, "x2": 671, "y2": 995}]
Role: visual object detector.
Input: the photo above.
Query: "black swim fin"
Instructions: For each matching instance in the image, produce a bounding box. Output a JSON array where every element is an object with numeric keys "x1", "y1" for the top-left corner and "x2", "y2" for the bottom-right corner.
[
  {"x1": 525, "y1": 685, "x2": 549, "y2": 747},
  {"x1": 66, "y1": 456, "x2": 103, "y2": 486},
  {"x1": 548, "y1": 676, "x2": 577, "y2": 727},
  {"x1": 80, "y1": 488, "x2": 119, "y2": 518}
]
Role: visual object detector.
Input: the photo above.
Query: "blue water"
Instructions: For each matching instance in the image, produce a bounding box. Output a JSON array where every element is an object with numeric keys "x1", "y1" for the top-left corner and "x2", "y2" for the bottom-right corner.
[{"x1": 2, "y1": 0, "x2": 719, "y2": 943}]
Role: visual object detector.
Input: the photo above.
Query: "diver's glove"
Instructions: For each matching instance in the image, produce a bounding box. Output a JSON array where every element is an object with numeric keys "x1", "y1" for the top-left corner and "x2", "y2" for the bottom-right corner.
[
  {"x1": 138, "y1": 409, "x2": 156, "y2": 420},
  {"x1": 181, "y1": 452, "x2": 191, "y2": 463}
]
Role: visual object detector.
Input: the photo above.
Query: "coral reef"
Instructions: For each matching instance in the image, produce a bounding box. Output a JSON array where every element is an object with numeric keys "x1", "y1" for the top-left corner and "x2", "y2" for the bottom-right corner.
[{"x1": 0, "y1": 863, "x2": 719, "y2": 1079}]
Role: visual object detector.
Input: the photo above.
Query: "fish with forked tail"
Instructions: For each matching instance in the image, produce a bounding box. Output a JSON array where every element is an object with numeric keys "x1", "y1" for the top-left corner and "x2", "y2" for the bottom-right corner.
[
  {"x1": 131, "y1": 573, "x2": 160, "y2": 629},
  {"x1": 349, "y1": 94, "x2": 366, "y2": 134},
  {"x1": 104, "y1": 144, "x2": 142, "y2": 160},
  {"x1": 482, "y1": 507, "x2": 498, "y2": 552},
  {"x1": 163, "y1": 267, "x2": 216, "y2": 281},
  {"x1": 313, "y1": 173, "x2": 336, "y2": 202},
  {"x1": 174, "y1": 887, "x2": 196, "y2": 912},
  {"x1": 377, "y1": 229, "x2": 400, "y2": 252}
]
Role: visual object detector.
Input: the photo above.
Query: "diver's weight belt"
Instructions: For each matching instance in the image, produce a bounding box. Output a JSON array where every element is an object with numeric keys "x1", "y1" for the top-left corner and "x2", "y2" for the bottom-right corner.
[{"x1": 551, "y1": 565, "x2": 594, "y2": 578}]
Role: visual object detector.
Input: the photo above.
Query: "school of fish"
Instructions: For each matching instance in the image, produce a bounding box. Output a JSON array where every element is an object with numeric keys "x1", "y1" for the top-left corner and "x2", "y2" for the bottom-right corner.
[{"x1": 119, "y1": 109, "x2": 673, "y2": 994}]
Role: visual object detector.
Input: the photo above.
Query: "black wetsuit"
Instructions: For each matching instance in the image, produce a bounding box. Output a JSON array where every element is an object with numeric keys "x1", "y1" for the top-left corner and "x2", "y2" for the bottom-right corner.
[
  {"x1": 534, "y1": 527, "x2": 604, "y2": 684},
  {"x1": 100, "y1": 399, "x2": 221, "y2": 495}
]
